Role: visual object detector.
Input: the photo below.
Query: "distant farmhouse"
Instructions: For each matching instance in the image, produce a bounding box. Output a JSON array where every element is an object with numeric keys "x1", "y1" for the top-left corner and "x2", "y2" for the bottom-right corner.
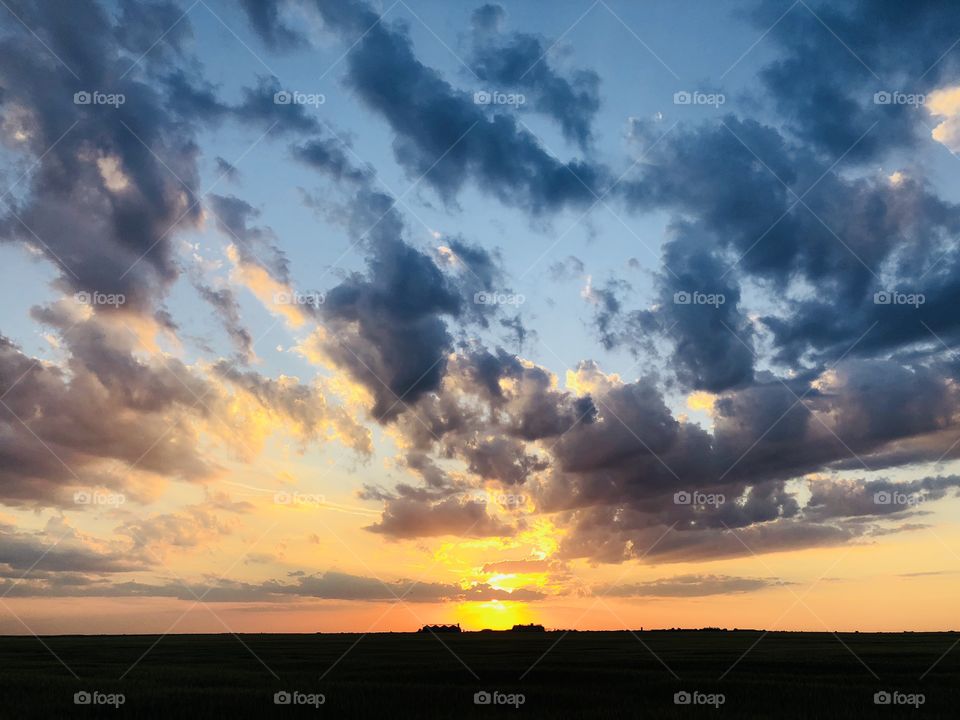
[
  {"x1": 418, "y1": 624, "x2": 461, "y2": 633},
  {"x1": 510, "y1": 623, "x2": 545, "y2": 632}
]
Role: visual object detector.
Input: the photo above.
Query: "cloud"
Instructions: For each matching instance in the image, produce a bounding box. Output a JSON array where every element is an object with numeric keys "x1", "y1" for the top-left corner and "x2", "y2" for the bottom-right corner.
[
  {"x1": 214, "y1": 156, "x2": 241, "y2": 182},
  {"x1": 0, "y1": 319, "x2": 218, "y2": 507},
  {"x1": 749, "y1": 0, "x2": 960, "y2": 162},
  {"x1": 598, "y1": 574, "x2": 789, "y2": 597},
  {"x1": 481, "y1": 559, "x2": 549, "y2": 574},
  {"x1": 0, "y1": 566, "x2": 544, "y2": 602},
  {"x1": 117, "y1": 503, "x2": 247, "y2": 556},
  {"x1": 0, "y1": 519, "x2": 142, "y2": 574},
  {"x1": 239, "y1": 0, "x2": 306, "y2": 50},
  {"x1": 292, "y1": 135, "x2": 374, "y2": 183},
  {"x1": 366, "y1": 495, "x2": 516, "y2": 539},
  {"x1": 469, "y1": 3, "x2": 601, "y2": 148},
  {"x1": 0, "y1": 0, "x2": 206, "y2": 310},
  {"x1": 304, "y1": 0, "x2": 608, "y2": 213},
  {"x1": 192, "y1": 282, "x2": 256, "y2": 362},
  {"x1": 208, "y1": 193, "x2": 291, "y2": 283}
]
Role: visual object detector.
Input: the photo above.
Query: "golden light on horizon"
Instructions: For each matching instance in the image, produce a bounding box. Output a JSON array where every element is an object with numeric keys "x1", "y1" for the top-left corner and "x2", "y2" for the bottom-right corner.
[{"x1": 455, "y1": 600, "x2": 536, "y2": 631}]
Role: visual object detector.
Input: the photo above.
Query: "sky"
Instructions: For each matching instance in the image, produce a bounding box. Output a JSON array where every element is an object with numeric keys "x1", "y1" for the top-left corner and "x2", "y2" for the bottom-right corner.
[{"x1": 2, "y1": 0, "x2": 960, "y2": 637}]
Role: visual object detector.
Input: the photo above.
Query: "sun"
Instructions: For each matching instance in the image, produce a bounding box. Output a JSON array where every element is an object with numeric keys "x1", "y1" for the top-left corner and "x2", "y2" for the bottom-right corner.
[{"x1": 455, "y1": 601, "x2": 537, "y2": 631}]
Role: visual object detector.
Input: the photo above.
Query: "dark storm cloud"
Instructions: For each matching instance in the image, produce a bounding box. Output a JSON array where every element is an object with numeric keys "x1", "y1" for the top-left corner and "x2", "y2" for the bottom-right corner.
[
  {"x1": 314, "y1": 181, "x2": 507, "y2": 422},
  {"x1": 615, "y1": 115, "x2": 960, "y2": 382},
  {"x1": 654, "y1": 226, "x2": 755, "y2": 391},
  {"x1": 115, "y1": 0, "x2": 193, "y2": 61},
  {"x1": 470, "y1": 3, "x2": 506, "y2": 34},
  {"x1": 160, "y1": 69, "x2": 229, "y2": 124},
  {"x1": 306, "y1": 0, "x2": 608, "y2": 213},
  {"x1": 461, "y1": 436, "x2": 548, "y2": 486},
  {"x1": 0, "y1": 0, "x2": 204, "y2": 309},
  {"x1": 239, "y1": 0, "x2": 306, "y2": 51},
  {"x1": 318, "y1": 192, "x2": 462, "y2": 420},
  {"x1": 543, "y1": 360, "x2": 957, "y2": 510},
  {"x1": 469, "y1": 3, "x2": 601, "y2": 149},
  {"x1": 805, "y1": 475, "x2": 960, "y2": 521},
  {"x1": 559, "y1": 506, "x2": 863, "y2": 565},
  {"x1": 232, "y1": 75, "x2": 322, "y2": 134},
  {"x1": 442, "y1": 236, "x2": 506, "y2": 327},
  {"x1": 751, "y1": 0, "x2": 960, "y2": 162}
]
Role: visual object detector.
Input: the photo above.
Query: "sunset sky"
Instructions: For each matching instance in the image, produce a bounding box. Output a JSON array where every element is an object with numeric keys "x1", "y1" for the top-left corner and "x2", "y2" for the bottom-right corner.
[{"x1": 2, "y1": 0, "x2": 960, "y2": 637}]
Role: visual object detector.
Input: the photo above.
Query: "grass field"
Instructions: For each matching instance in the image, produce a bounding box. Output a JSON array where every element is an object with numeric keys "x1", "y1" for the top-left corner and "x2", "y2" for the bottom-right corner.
[{"x1": 0, "y1": 630, "x2": 957, "y2": 717}]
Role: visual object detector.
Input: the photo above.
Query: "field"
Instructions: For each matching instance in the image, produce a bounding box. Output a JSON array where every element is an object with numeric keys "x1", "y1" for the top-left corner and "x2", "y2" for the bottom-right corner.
[{"x1": 0, "y1": 630, "x2": 957, "y2": 718}]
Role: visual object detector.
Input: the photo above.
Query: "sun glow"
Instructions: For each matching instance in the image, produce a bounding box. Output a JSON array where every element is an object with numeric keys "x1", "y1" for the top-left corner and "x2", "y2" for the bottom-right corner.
[{"x1": 455, "y1": 600, "x2": 536, "y2": 631}]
